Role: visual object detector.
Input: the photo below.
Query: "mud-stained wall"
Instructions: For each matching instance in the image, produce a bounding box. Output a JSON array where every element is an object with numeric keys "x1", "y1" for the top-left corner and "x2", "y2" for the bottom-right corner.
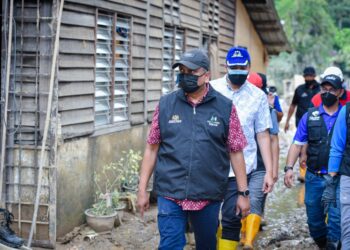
[
  {"x1": 235, "y1": 0, "x2": 267, "y2": 73},
  {"x1": 56, "y1": 125, "x2": 149, "y2": 237}
]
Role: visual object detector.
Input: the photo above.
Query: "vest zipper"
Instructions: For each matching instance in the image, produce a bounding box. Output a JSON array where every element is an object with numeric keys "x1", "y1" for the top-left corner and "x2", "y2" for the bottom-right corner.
[{"x1": 186, "y1": 107, "x2": 196, "y2": 198}]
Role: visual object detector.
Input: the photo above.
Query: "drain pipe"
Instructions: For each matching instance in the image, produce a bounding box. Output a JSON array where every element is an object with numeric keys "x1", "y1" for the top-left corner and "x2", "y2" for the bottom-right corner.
[
  {"x1": 0, "y1": 0, "x2": 14, "y2": 207},
  {"x1": 27, "y1": 0, "x2": 64, "y2": 246}
]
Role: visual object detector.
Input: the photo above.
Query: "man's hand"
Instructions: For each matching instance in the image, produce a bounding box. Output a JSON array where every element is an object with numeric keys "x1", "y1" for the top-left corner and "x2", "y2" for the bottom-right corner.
[
  {"x1": 284, "y1": 122, "x2": 289, "y2": 133},
  {"x1": 236, "y1": 195, "x2": 250, "y2": 218},
  {"x1": 137, "y1": 189, "x2": 150, "y2": 218},
  {"x1": 284, "y1": 169, "x2": 294, "y2": 188},
  {"x1": 263, "y1": 173, "x2": 274, "y2": 193},
  {"x1": 272, "y1": 169, "x2": 279, "y2": 183},
  {"x1": 321, "y1": 175, "x2": 340, "y2": 215}
]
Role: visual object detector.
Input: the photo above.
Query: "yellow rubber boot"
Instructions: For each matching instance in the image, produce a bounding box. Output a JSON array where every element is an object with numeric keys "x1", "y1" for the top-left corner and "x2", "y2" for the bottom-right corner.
[
  {"x1": 217, "y1": 238, "x2": 239, "y2": 250},
  {"x1": 243, "y1": 214, "x2": 261, "y2": 250},
  {"x1": 240, "y1": 217, "x2": 247, "y2": 245},
  {"x1": 298, "y1": 163, "x2": 306, "y2": 182}
]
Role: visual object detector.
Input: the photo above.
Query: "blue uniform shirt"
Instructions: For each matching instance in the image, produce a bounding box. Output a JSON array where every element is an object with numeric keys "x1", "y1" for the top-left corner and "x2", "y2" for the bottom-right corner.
[
  {"x1": 274, "y1": 95, "x2": 282, "y2": 113},
  {"x1": 293, "y1": 104, "x2": 342, "y2": 145},
  {"x1": 328, "y1": 105, "x2": 348, "y2": 172}
]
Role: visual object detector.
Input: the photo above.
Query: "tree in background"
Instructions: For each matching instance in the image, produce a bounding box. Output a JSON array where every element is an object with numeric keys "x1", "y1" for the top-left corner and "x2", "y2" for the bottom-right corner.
[{"x1": 268, "y1": 0, "x2": 350, "y2": 91}]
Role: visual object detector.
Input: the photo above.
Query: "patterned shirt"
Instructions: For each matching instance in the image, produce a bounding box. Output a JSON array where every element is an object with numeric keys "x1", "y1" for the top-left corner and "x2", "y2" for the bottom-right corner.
[
  {"x1": 210, "y1": 75, "x2": 272, "y2": 175},
  {"x1": 147, "y1": 83, "x2": 247, "y2": 210}
]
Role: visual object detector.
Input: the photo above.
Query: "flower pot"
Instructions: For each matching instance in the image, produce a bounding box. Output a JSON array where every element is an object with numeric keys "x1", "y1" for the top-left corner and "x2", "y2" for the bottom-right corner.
[
  {"x1": 114, "y1": 202, "x2": 127, "y2": 227},
  {"x1": 84, "y1": 208, "x2": 117, "y2": 232}
]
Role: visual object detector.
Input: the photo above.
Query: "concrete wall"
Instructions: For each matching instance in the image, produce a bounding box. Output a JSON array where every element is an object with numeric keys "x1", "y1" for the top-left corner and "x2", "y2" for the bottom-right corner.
[
  {"x1": 56, "y1": 124, "x2": 149, "y2": 237},
  {"x1": 234, "y1": 0, "x2": 267, "y2": 73}
]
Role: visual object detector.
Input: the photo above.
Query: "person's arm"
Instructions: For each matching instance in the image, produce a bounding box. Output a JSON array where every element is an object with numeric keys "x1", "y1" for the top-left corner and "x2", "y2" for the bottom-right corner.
[
  {"x1": 227, "y1": 104, "x2": 250, "y2": 217},
  {"x1": 284, "y1": 113, "x2": 308, "y2": 187},
  {"x1": 256, "y1": 131, "x2": 274, "y2": 193},
  {"x1": 284, "y1": 104, "x2": 296, "y2": 132},
  {"x1": 137, "y1": 144, "x2": 159, "y2": 217},
  {"x1": 328, "y1": 106, "x2": 347, "y2": 176},
  {"x1": 137, "y1": 105, "x2": 161, "y2": 217},
  {"x1": 229, "y1": 151, "x2": 250, "y2": 217},
  {"x1": 255, "y1": 95, "x2": 274, "y2": 193},
  {"x1": 285, "y1": 90, "x2": 298, "y2": 132},
  {"x1": 284, "y1": 143, "x2": 303, "y2": 188},
  {"x1": 273, "y1": 95, "x2": 283, "y2": 122},
  {"x1": 271, "y1": 134, "x2": 279, "y2": 182}
]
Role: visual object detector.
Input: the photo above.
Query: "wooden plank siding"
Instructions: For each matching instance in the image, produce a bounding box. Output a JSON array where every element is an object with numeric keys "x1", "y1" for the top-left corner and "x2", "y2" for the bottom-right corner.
[
  {"x1": 218, "y1": 0, "x2": 235, "y2": 76},
  {"x1": 55, "y1": 0, "x2": 236, "y2": 138},
  {"x1": 58, "y1": 4, "x2": 95, "y2": 138}
]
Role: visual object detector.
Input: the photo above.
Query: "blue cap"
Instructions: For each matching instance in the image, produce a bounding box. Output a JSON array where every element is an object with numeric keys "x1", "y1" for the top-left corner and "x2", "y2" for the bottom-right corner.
[{"x1": 226, "y1": 47, "x2": 251, "y2": 66}]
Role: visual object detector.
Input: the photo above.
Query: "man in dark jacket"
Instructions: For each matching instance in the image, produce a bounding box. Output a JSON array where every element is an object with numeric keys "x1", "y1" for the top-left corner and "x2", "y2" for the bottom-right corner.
[
  {"x1": 137, "y1": 48, "x2": 250, "y2": 249},
  {"x1": 284, "y1": 66, "x2": 320, "y2": 132}
]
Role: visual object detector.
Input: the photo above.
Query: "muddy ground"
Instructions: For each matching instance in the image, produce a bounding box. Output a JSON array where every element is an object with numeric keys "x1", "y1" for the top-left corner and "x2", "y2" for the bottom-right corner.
[{"x1": 47, "y1": 129, "x2": 319, "y2": 250}]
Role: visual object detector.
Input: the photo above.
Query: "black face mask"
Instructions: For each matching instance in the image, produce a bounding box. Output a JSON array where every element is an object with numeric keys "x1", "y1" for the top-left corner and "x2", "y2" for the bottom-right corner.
[
  {"x1": 227, "y1": 69, "x2": 249, "y2": 87},
  {"x1": 321, "y1": 92, "x2": 338, "y2": 107},
  {"x1": 305, "y1": 80, "x2": 316, "y2": 87},
  {"x1": 177, "y1": 73, "x2": 200, "y2": 93}
]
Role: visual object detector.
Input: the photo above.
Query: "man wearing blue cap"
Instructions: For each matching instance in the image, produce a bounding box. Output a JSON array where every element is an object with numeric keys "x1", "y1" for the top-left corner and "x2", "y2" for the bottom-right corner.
[
  {"x1": 211, "y1": 46, "x2": 274, "y2": 249},
  {"x1": 137, "y1": 48, "x2": 250, "y2": 249}
]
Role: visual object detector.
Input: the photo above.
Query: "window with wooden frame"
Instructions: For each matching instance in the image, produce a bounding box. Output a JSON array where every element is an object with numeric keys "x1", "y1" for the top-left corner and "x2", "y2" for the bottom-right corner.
[
  {"x1": 94, "y1": 11, "x2": 130, "y2": 127},
  {"x1": 162, "y1": 27, "x2": 184, "y2": 94},
  {"x1": 208, "y1": 0, "x2": 219, "y2": 35}
]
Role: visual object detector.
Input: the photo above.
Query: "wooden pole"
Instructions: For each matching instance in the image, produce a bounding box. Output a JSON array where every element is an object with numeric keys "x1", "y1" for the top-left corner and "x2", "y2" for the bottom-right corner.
[
  {"x1": 27, "y1": 0, "x2": 64, "y2": 246},
  {"x1": 0, "y1": 0, "x2": 14, "y2": 207}
]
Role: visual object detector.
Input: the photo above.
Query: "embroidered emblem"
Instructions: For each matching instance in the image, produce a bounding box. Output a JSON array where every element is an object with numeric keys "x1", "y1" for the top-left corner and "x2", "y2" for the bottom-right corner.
[
  {"x1": 207, "y1": 115, "x2": 220, "y2": 127},
  {"x1": 310, "y1": 110, "x2": 320, "y2": 121},
  {"x1": 169, "y1": 115, "x2": 182, "y2": 124},
  {"x1": 301, "y1": 92, "x2": 308, "y2": 97},
  {"x1": 232, "y1": 50, "x2": 243, "y2": 58}
]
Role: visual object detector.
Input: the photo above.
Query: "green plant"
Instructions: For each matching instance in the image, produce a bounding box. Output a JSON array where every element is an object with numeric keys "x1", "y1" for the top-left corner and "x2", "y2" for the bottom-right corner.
[
  {"x1": 117, "y1": 149, "x2": 142, "y2": 191},
  {"x1": 90, "y1": 150, "x2": 142, "y2": 216}
]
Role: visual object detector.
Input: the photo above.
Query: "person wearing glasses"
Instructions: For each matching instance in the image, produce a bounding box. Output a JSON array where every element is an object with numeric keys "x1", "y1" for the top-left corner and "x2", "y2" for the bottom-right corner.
[
  {"x1": 284, "y1": 69, "x2": 343, "y2": 249},
  {"x1": 137, "y1": 48, "x2": 250, "y2": 249}
]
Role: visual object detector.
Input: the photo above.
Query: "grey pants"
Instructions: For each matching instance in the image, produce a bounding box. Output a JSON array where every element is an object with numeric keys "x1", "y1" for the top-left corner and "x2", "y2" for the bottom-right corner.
[
  {"x1": 341, "y1": 175, "x2": 350, "y2": 249},
  {"x1": 249, "y1": 170, "x2": 267, "y2": 216}
]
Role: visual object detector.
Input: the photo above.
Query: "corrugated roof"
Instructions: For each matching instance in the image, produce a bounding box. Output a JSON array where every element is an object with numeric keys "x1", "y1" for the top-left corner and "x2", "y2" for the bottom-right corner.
[{"x1": 242, "y1": 0, "x2": 292, "y2": 55}]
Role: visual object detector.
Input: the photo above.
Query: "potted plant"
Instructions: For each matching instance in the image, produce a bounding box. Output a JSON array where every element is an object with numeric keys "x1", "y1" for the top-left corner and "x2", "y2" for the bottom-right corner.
[
  {"x1": 112, "y1": 190, "x2": 127, "y2": 226},
  {"x1": 85, "y1": 162, "x2": 123, "y2": 232},
  {"x1": 117, "y1": 149, "x2": 142, "y2": 192}
]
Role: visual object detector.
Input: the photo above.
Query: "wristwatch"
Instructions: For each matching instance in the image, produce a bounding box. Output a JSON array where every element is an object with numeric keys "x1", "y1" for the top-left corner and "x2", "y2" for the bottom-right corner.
[
  {"x1": 238, "y1": 189, "x2": 250, "y2": 197},
  {"x1": 284, "y1": 165, "x2": 293, "y2": 173}
]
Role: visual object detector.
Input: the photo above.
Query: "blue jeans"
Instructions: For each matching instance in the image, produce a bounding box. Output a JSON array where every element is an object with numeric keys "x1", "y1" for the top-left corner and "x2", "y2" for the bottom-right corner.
[
  {"x1": 304, "y1": 170, "x2": 341, "y2": 242},
  {"x1": 340, "y1": 175, "x2": 350, "y2": 249},
  {"x1": 157, "y1": 196, "x2": 221, "y2": 250}
]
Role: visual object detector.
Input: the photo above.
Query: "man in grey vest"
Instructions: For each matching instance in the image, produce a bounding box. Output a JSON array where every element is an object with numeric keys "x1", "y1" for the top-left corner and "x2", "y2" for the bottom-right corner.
[
  {"x1": 284, "y1": 70, "x2": 344, "y2": 249},
  {"x1": 137, "y1": 48, "x2": 250, "y2": 249}
]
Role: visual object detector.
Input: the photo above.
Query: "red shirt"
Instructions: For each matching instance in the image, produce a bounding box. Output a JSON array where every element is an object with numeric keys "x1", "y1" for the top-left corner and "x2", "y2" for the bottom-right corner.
[
  {"x1": 147, "y1": 84, "x2": 247, "y2": 210},
  {"x1": 311, "y1": 90, "x2": 350, "y2": 107}
]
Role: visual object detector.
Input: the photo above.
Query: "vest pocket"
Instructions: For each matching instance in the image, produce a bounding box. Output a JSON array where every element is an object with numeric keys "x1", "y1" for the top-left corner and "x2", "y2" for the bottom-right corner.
[{"x1": 308, "y1": 124, "x2": 322, "y2": 141}]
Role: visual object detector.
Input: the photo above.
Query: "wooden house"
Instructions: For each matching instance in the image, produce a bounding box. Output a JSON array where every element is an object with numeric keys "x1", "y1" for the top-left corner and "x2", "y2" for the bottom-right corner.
[{"x1": 0, "y1": 0, "x2": 289, "y2": 247}]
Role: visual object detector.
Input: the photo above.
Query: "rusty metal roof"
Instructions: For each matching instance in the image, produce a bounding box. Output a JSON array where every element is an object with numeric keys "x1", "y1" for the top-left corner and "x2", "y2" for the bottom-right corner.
[{"x1": 242, "y1": 0, "x2": 292, "y2": 55}]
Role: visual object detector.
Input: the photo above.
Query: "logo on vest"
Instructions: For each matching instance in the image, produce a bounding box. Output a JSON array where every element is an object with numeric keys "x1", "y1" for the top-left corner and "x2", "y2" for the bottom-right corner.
[
  {"x1": 309, "y1": 110, "x2": 320, "y2": 121},
  {"x1": 301, "y1": 92, "x2": 308, "y2": 97},
  {"x1": 207, "y1": 116, "x2": 220, "y2": 127},
  {"x1": 169, "y1": 115, "x2": 182, "y2": 124}
]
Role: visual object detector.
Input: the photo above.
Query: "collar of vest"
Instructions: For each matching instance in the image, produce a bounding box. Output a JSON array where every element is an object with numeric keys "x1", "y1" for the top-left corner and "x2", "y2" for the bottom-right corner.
[{"x1": 176, "y1": 84, "x2": 217, "y2": 104}]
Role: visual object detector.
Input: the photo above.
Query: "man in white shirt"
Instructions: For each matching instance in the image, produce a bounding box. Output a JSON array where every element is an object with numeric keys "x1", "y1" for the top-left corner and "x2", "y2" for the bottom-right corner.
[{"x1": 211, "y1": 46, "x2": 274, "y2": 249}]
